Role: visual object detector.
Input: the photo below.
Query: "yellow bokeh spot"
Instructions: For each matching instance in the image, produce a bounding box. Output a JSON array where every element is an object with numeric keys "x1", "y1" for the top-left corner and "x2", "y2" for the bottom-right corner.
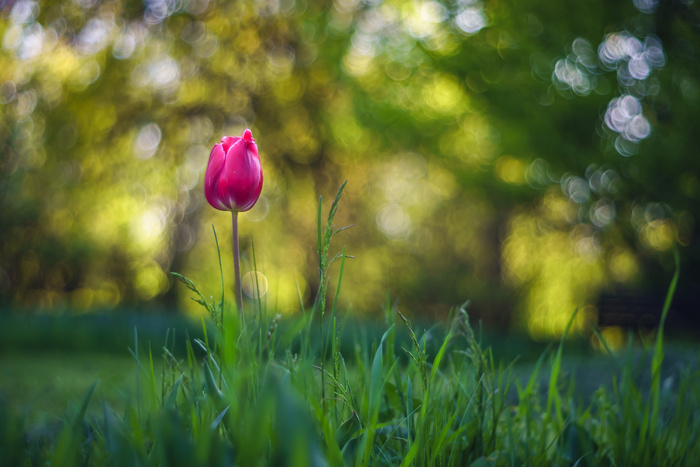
[
  {"x1": 342, "y1": 51, "x2": 374, "y2": 77},
  {"x1": 590, "y1": 326, "x2": 627, "y2": 353},
  {"x1": 236, "y1": 28, "x2": 260, "y2": 55},
  {"x1": 642, "y1": 219, "x2": 676, "y2": 251},
  {"x1": 542, "y1": 188, "x2": 576, "y2": 223},
  {"x1": 495, "y1": 156, "x2": 526, "y2": 185},
  {"x1": 135, "y1": 263, "x2": 168, "y2": 300},
  {"x1": 273, "y1": 74, "x2": 303, "y2": 104},
  {"x1": 609, "y1": 248, "x2": 638, "y2": 283},
  {"x1": 440, "y1": 115, "x2": 496, "y2": 166},
  {"x1": 428, "y1": 164, "x2": 458, "y2": 198},
  {"x1": 48, "y1": 46, "x2": 81, "y2": 81},
  {"x1": 422, "y1": 74, "x2": 467, "y2": 116}
]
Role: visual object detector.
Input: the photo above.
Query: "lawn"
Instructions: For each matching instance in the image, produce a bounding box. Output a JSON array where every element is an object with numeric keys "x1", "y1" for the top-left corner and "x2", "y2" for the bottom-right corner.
[
  {"x1": 0, "y1": 351, "x2": 141, "y2": 423},
  {"x1": 2, "y1": 309, "x2": 697, "y2": 466}
]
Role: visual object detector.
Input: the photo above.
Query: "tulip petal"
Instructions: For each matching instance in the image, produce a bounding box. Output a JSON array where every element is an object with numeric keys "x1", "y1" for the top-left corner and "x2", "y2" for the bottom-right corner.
[
  {"x1": 247, "y1": 139, "x2": 258, "y2": 158},
  {"x1": 204, "y1": 143, "x2": 230, "y2": 211},
  {"x1": 221, "y1": 136, "x2": 238, "y2": 153},
  {"x1": 220, "y1": 138, "x2": 262, "y2": 212}
]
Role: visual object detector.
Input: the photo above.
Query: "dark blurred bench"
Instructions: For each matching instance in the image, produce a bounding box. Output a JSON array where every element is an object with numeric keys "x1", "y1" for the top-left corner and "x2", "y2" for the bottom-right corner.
[{"x1": 597, "y1": 292, "x2": 699, "y2": 331}]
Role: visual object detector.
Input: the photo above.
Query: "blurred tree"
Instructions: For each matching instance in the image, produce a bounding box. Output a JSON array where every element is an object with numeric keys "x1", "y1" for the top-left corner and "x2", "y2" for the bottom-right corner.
[{"x1": 0, "y1": 0, "x2": 697, "y2": 337}]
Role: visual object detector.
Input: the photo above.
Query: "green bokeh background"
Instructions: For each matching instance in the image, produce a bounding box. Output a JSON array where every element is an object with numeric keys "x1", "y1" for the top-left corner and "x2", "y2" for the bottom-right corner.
[{"x1": 1, "y1": 0, "x2": 698, "y2": 339}]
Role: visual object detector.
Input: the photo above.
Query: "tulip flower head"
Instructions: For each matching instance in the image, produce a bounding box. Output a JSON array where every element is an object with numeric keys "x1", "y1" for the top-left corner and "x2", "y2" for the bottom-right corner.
[{"x1": 205, "y1": 129, "x2": 263, "y2": 212}]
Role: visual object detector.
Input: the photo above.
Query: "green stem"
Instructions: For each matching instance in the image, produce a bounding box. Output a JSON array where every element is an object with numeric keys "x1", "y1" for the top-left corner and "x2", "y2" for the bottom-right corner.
[{"x1": 232, "y1": 211, "x2": 244, "y2": 323}]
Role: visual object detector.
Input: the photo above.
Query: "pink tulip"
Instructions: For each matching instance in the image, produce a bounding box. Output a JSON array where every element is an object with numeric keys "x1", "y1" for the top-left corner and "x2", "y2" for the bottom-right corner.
[
  {"x1": 204, "y1": 129, "x2": 263, "y2": 323},
  {"x1": 204, "y1": 129, "x2": 263, "y2": 212}
]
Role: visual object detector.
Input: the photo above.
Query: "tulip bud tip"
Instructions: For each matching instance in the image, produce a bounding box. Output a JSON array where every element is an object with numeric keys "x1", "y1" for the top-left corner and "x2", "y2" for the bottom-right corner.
[{"x1": 242, "y1": 129, "x2": 253, "y2": 142}]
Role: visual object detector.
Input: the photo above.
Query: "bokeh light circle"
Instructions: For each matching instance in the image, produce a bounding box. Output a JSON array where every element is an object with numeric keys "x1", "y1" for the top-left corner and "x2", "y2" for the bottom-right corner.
[{"x1": 242, "y1": 271, "x2": 269, "y2": 298}]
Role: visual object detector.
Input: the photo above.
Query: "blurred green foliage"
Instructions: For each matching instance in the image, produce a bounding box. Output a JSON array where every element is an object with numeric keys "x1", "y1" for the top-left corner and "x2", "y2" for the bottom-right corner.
[
  {"x1": 1, "y1": 0, "x2": 698, "y2": 337},
  {"x1": 0, "y1": 310, "x2": 204, "y2": 354}
]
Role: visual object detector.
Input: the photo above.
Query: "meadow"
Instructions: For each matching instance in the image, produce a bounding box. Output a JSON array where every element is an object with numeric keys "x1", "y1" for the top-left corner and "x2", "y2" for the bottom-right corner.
[{"x1": 1, "y1": 186, "x2": 698, "y2": 466}]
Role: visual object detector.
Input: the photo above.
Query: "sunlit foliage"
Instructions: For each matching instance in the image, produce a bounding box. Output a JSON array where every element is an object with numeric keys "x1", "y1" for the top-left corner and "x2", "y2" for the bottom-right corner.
[{"x1": 1, "y1": 0, "x2": 698, "y2": 336}]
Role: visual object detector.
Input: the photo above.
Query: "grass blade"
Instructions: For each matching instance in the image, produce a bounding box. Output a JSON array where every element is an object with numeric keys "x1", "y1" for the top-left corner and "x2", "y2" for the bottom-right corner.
[
  {"x1": 360, "y1": 324, "x2": 395, "y2": 465},
  {"x1": 165, "y1": 374, "x2": 183, "y2": 410},
  {"x1": 547, "y1": 308, "x2": 579, "y2": 425},
  {"x1": 646, "y1": 249, "x2": 680, "y2": 440}
]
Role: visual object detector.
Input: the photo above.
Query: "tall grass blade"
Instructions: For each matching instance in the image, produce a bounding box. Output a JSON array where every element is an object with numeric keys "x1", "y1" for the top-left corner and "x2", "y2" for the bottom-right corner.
[
  {"x1": 212, "y1": 224, "x2": 224, "y2": 321},
  {"x1": 317, "y1": 194, "x2": 323, "y2": 274},
  {"x1": 547, "y1": 308, "x2": 578, "y2": 425},
  {"x1": 148, "y1": 343, "x2": 159, "y2": 407},
  {"x1": 330, "y1": 246, "x2": 347, "y2": 316},
  {"x1": 165, "y1": 374, "x2": 183, "y2": 410},
  {"x1": 360, "y1": 324, "x2": 395, "y2": 466},
  {"x1": 645, "y1": 249, "x2": 680, "y2": 440},
  {"x1": 210, "y1": 405, "x2": 230, "y2": 430}
]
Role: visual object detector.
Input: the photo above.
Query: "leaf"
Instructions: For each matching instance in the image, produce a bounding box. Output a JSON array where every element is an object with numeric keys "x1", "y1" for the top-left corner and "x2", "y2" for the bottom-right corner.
[
  {"x1": 369, "y1": 325, "x2": 395, "y2": 420},
  {"x1": 547, "y1": 308, "x2": 579, "y2": 425},
  {"x1": 428, "y1": 411, "x2": 457, "y2": 464},
  {"x1": 204, "y1": 361, "x2": 226, "y2": 406},
  {"x1": 360, "y1": 324, "x2": 395, "y2": 466},
  {"x1": 164, "y1": 373, "x2": 183, "y2": 410},
  {"x1": 74, "y1": 381, "x2": 97, "y2": 430},
  {"x1": 210, "y1": 405, "x2": 230, "y2": 430},
  {"x1": 311, "y1": 399, "x2": 344, "y2": 467}
]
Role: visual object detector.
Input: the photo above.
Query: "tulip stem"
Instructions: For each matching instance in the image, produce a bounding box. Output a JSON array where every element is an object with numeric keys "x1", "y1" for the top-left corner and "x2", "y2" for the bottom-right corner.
[{"x1": 232, "y1": 211, "x2": 245, "y2": 323}]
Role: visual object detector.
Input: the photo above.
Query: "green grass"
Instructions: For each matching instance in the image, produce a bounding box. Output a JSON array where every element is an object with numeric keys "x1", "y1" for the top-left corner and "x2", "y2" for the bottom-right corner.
[
  {"x1": 1, "y1": 184, "x2": 699, "y2": 466},
  {"x1": 0, "y1": 351, "x2": 142, "y2": 422}
]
